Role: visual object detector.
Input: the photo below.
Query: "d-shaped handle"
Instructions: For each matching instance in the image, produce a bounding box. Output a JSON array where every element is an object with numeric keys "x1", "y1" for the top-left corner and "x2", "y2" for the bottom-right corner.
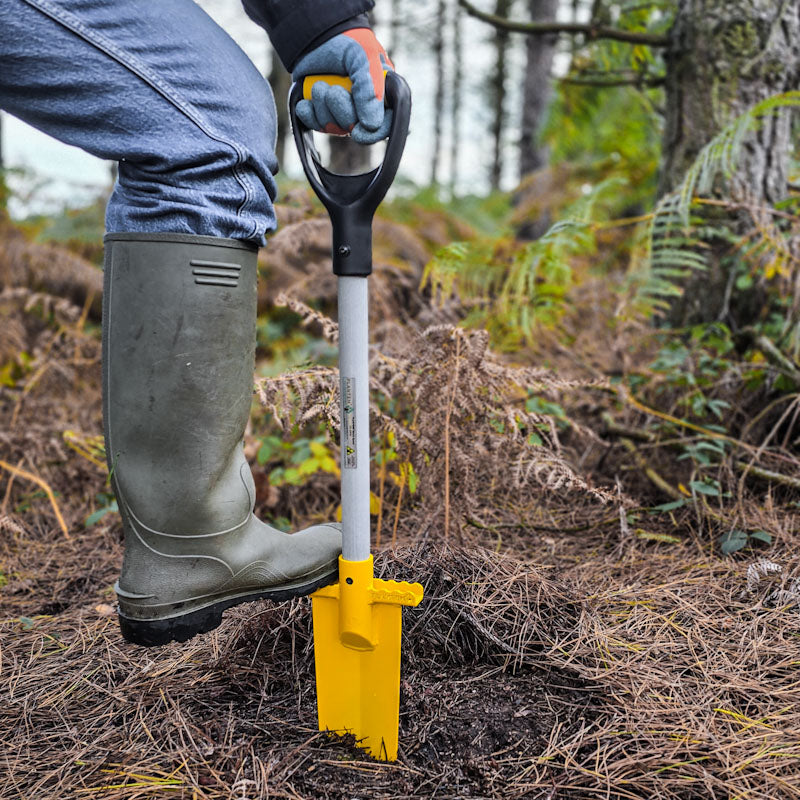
[{"x1": 289, "y1": 71, "x2": 412, "y2": 276}]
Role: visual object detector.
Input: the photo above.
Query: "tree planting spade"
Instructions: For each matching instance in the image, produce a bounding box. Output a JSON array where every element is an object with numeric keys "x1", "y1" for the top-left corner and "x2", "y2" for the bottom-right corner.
[{"x1": 290, "y1": 72, "x2": 423, "y2": 762}]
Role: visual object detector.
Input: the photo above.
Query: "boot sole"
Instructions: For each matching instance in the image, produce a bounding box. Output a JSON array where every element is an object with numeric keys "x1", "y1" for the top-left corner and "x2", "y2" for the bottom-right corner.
[{"x1": 117, "y1": 568, "x2": 338, "y2": 647}]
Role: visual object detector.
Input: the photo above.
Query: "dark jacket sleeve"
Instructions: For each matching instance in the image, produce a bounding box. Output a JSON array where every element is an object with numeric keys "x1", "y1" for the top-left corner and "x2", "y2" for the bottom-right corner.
[{"x1": 241, "y1": 0, "x2": 375, "y2": 71}]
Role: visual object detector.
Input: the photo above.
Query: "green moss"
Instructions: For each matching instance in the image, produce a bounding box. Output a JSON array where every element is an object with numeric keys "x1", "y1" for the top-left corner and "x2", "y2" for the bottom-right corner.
[
  {"x1": 763, "y1": 57, "x2": 787, "y2": 84},
  {"x1": 707, "y1": 19, "x2": 766, "y2": 124},
  {"x1": 721, "y1": 19, "x2": 761, "y2": 61}
]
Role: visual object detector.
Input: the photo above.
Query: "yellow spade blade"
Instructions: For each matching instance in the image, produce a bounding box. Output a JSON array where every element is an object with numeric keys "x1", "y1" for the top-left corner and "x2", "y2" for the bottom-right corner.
[{"x1": 311, "y1": 555, "x2": 423, "y2": 761}]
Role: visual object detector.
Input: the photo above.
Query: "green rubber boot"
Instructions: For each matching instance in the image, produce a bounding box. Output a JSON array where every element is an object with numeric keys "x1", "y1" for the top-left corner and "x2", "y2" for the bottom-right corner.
[{"x1": 102, "y1": 233, "x2": 341, "y2": 647}]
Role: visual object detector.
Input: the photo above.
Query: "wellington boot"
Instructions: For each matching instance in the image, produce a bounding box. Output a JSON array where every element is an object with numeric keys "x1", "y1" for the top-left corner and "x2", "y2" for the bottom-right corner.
[{"x1": 102, "y1": 233, "x2": 341, "y2": 647}]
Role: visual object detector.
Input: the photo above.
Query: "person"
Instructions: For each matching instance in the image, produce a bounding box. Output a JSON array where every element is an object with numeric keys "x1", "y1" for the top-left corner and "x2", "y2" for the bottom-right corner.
[{"x1": 0, "y1": 0, "x2": 395, "y2": 647}]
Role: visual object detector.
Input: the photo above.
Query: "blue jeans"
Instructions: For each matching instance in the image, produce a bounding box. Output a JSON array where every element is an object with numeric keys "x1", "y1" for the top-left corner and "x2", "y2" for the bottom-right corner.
[{"x1": 0, "y1": 0, "x2": 278, "y2": 244}]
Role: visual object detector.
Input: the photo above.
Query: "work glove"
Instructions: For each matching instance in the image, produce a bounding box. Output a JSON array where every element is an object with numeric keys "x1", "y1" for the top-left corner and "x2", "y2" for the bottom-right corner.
[{"x1": 292, "y1": 28, "x2": 394, "y2": 145}]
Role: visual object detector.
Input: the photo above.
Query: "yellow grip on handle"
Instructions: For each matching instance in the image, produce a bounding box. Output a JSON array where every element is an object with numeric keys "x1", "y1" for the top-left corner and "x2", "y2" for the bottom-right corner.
[
  {"x1": 301, "y1": 71, "x2": 390, "y2": 101},
  {"x1": 302, "y1": 74, "x2": 353, "y2": 100}
]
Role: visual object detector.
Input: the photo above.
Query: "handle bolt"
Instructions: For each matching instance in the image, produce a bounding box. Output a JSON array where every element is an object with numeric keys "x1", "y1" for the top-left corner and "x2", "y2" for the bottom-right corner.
[{"x1": 337, "y1": 245, "x2": 351, "y2": 258}]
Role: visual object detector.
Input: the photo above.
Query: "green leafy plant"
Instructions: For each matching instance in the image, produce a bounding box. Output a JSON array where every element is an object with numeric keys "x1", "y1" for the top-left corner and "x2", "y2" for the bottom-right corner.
[
  {"x1": 256, "y1": 312, "x2": 337, "y2": 377},
  {"x1": 689, "y1": 478, "x2": 723, "y2": 497},
  {"x1": 85, "y1": 492, "x2": 119, "y2": 527},
  {"x1": 646, "y1": 325, "x2": 734, "y2": 421},
  {"x1": 257, "y1": 431, "x2": 339, "y2": 487},
  {"x1": 525, "y1": 394, "x2": 570, "y2": 433},
  {"x1": 719, "y1": 528, "x2": 772, "y2": 555},
  {"x1": 0, "y1": 349, "x2": 33, "y2": 388},
  {"x1": 542, "y1": 0, "x2": 670, "y2": 208}
]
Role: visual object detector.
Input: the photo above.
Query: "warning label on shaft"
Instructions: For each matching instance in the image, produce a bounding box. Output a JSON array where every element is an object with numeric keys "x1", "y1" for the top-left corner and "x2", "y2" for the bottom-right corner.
[{"x1": 341, "y1": 377, "x2": 357, "y2": 469}]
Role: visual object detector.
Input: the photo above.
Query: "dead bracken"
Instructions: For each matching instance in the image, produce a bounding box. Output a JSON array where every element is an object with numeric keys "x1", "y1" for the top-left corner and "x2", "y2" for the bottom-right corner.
[{"x1": 3, "y1": 204, "x2": 800, "y2": 798}]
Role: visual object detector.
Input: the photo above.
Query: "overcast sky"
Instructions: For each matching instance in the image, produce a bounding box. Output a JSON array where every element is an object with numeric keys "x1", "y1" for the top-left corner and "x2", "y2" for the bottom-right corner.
[{"x1": 2, "y1": 0, "x2": 553, "y2": 217}]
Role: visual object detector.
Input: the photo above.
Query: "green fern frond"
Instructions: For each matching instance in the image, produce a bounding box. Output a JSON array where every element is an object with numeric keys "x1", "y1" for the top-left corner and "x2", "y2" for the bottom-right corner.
[
  {"x1": 634, "y1": 90, "x2": 800, "y2": 307},
  {"x1": 675, "y1": 91, "x2": 800, "y2": 228},
  {"x1": 422, "y1": 179, "x2": 625, "y2": 345}
]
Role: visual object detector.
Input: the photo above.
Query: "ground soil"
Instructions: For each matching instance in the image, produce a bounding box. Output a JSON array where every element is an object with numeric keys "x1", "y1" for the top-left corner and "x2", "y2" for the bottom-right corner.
[{"x1": 3, "y1": 233, "x2": 800, "y2": 799}]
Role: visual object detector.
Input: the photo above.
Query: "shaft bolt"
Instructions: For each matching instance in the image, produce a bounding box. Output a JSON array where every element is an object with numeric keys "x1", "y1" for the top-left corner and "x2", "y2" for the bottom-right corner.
[{"x1": 338, "y1": 245, "x2": 351, "y2": 257}]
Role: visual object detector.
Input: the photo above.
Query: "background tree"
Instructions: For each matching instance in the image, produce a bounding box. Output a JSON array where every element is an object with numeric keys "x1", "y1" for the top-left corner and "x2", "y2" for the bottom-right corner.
[
  {"x1": 0, "y1": 112, "x2": 5, "y2": 213},
  {"x1": 449, "y1": 0, "x2": 464, "y2": 195},
  {"x1": 389, "y1": 0, "x2": 402, "y2": 51},
  {"x1": 661, "y1": 0, "x2": 799, "y2": 201},
  {"x1": 431, "y1": 0, "x2": 448, "y2": 185},
  {"x1": 518, "y1": 0, "x2": 559, "y2": 178},
  {"x1": 267, "y1": 54, "x2": 292, "y2": 169},
  {"x1": 459, "y1": 0, "x2": 799, "y2": 328},
  {"x1": 660, "y1": 0, "x2": 800, "y2": 326},
  {"x1": 488, "y1": 0, "x2": 513, "y2": 191}
]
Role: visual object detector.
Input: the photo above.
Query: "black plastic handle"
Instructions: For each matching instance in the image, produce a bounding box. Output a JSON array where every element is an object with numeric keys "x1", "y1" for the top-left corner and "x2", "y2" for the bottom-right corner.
[{"x1": 289, "y1": 71, "x2": 412, "y2": 276}]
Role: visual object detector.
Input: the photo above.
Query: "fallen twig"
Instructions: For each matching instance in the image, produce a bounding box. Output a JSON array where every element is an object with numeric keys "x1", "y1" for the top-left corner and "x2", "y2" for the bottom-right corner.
[
  {"x1": 618, "y1": 438, "x2": 683, "y2": 501},
  {"x1": 735, "y1": 460, "x2": 800, "y2": 491},
  {"x1": 0, "y1": 459, "x2": 70, "y2": 538}
]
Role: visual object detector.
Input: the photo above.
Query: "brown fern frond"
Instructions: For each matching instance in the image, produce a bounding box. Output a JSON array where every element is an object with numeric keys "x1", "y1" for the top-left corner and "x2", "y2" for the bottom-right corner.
[
  {"x1": 274, "y1": 292, "x2": 339, "y2": 343},
  {"x1": 254, "y1": 305, "x2": 611, "y2": 534}
]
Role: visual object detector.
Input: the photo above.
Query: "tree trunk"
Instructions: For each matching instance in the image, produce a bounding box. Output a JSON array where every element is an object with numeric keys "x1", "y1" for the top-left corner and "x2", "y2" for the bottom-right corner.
[
  {"x1": 431, "y1": 0, "x2": 448, "y2": 185},
  {"x1": 0, "y1": 112, "x2": 6, "y2": 214},
  {"x1": 661, "y1": 0, "x2": 799, "y2": 200},
  {"x1": 660, "y1": 0, "x2": 800, "y2": 327},
  {"x1": 389, "y1": 0, "x2": 402, "y2": 58},
  {"x1": 450, "y1": 1, "x2": 463, "y2": 196},
  {"x1": 268, "y1": 53, "x2": 292, "y2": 169},
  {"x1": 489, "y1": 0, "x2": 512, "y2": 191},
  {"x1": 328, "y1": 137, "x2": 371, "y2": 174},
  {"x1": 518, "y1": 0, "x2": 559, "y2": 178}
]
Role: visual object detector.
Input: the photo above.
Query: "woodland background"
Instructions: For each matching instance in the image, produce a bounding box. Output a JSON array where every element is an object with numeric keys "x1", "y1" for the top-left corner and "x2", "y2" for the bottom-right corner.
[{"x1": 2, "y1": 1, "x2": 800, "y2": 798}]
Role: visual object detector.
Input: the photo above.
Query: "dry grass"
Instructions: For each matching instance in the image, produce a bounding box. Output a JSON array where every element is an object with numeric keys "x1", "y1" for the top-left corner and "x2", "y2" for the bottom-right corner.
[
  {"x1": 0, "y1": 219, "x2": 103, "y2": 319},
  {"x1": 5, "y1": 490, "x2": 800, "y2": 798},
  {"x1": 1, "y1": 536, "x2": 595, "y2": 799},
  {"x1": 3, "y1": 225, "x2": 800, "y2": 798}
]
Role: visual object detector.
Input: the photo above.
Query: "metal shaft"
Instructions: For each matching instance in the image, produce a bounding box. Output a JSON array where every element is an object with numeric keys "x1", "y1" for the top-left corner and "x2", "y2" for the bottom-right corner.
[{"x1": 338, "y1": 276, "x2": 370, "y2": 562}]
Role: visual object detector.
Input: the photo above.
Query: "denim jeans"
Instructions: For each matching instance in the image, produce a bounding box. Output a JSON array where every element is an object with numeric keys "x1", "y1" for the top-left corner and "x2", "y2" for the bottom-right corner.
[{"x1": 0, "y1": 0, "x2": 278, "y2": 244}]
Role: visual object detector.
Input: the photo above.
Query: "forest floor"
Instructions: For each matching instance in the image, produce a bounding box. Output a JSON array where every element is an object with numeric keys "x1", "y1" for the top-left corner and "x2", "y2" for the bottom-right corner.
[{"x1": 2, "y1": 203, "x2": 800, "y2": 800}]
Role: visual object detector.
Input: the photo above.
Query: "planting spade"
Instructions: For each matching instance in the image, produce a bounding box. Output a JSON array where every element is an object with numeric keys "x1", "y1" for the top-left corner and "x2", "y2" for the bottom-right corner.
[{"x1": 290, "y1": 72, "x2": 423, "y2": 761}]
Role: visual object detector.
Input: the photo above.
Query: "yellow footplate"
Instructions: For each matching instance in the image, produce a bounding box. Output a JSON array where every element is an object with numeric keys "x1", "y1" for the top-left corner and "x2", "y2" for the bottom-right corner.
[{"x1": 311, "y1": 555, "x2": 424, "y2": 761}]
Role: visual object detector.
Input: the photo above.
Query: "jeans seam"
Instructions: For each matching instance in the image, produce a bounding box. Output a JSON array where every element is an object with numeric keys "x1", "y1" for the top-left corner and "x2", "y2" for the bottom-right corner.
[{"x1": 20, "y1": 0, "x2": 260, "y2": 240}]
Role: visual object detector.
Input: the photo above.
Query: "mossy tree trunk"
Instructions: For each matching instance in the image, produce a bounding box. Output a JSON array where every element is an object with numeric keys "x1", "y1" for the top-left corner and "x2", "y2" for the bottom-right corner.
[{"x1": 660, "y1": 0, "x2": 800, "y2": 327}]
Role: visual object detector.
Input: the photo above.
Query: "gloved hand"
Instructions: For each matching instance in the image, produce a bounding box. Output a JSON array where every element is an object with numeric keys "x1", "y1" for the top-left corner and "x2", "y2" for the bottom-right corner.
[{"x1": 292, "y1": 28, "x2": 394, "y2": 145}]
